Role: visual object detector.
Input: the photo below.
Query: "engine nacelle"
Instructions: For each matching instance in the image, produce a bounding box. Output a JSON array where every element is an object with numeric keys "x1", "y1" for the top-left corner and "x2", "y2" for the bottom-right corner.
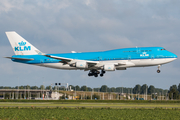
[
  {"x1": 104, "y1": 64, "x2": 115, "y2": 71},
  {"x1": 76, "y1": 61, "x2": 88, "y2": 69}
]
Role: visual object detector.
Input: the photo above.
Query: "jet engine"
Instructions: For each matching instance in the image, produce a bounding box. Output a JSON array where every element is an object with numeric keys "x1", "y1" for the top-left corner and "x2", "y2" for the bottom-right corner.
[
  {"x1": 103, "y1": 64, "x2": 115, "y2": 71},
  {"x1": 70, "y1": 61, "x2": 88, "y2": 69}
]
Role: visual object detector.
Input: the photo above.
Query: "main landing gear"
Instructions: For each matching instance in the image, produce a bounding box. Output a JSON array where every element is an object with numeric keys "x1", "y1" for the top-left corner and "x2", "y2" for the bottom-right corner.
[
  {"x1": 100, "y1": 70, "x2": 105, "y2": 77},
  {"x1": 157, "y1": 65, "x2": 161, "y2": 73},
  {"x1": 88, "y1": 70, "x2": 106, "y2": 77}
]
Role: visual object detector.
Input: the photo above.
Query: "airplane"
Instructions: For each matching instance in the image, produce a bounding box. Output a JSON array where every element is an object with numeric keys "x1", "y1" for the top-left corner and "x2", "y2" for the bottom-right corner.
[{"x1": 5, "y1": 31, "x2": 177, "y2": 77}]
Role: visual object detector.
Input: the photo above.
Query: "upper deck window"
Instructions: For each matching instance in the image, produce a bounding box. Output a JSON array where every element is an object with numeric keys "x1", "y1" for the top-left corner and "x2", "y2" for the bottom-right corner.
[
  {"x1": 141, "y1": 50, "x2": 152, "y2": 52},
  {"x1": 161, "y1": 49, "x2": 166, "y2": 51},
  {"x1": 123, "y1": 51, "x2": 136, "y2": 53}
]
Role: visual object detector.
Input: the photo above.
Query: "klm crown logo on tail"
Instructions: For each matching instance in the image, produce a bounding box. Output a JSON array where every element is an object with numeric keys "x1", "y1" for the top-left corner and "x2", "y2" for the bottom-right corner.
[
  {"x1": 14, "y1": 41, "x2": 31, "y2": 51},
  {"x1": 18, "y1": 41, "x2": 26, "y2": 46}
]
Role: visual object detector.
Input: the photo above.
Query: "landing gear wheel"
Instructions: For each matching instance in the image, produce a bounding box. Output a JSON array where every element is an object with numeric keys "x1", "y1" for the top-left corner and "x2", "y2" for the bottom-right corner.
[
  {"x1": 100, "y1": 74, "x2": 103, "y2": 77},
  {"x1": 94, "y1": 74, "x2": 98, "y2": 77},
  {"x1": 96, "y1": 71, "x2": 100, "y2": 74},
  {"x1": 157, "y1": 65, "x2": 161, "y2": 73},
  {"x1": 157, "y1": 70, "x2": 161, "y2": 73}
]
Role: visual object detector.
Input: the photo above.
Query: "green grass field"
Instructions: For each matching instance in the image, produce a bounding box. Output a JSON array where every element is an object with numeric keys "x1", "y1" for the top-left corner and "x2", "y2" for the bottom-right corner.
[
  {"x1": 1, "y1": 101, "x2": 180, "y2": 119},
  {"x1": 0, "y1": 102, "x2": 180, "y2": 109},
  {"x1": 0, "y1": 108, "x2": 180, "y2": 120}
]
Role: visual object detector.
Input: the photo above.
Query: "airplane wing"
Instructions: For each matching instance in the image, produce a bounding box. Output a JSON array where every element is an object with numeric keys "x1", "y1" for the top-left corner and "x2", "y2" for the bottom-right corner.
[
  {"x1": 5, "y1": 57, "x2": 34, "y2": 61},
  {"x1": 44, "y1": 55, "x2": 99, "y2": 65},
  {"x1": 117, "y1": 62, "x2": 126, "y2": 65},
  {"x1": 44, "y1": 55, "x2": 72, "y2": 64}
]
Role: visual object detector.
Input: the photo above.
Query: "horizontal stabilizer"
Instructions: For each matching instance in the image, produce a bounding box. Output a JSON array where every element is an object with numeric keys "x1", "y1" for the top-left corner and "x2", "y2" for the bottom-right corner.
[{"x1": 5, "y1": 57, "x2": 34, "y2": 61}]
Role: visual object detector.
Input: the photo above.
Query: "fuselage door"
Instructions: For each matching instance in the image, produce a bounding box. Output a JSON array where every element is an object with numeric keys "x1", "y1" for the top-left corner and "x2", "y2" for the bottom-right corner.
[
  {"x1": 40, "y1": 59, "x2": 44, "y2": 63},
  {"x1": 128, "y1": 55, "x2": 131, "y2": 61},
  {"x1": 151, "y1": 54, "x2": 154, "y2": 60},
  {"x1": 136, "y1": 48, "x2": 141, "y2": 54},
  {"x1": 98, "y1": 56, "x2": 102, "y2": 61}
]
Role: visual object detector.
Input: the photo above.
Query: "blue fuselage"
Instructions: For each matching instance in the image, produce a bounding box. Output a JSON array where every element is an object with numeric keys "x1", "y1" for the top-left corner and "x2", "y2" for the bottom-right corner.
[{"x1": 11, "y1": 47, "x2": 177, "y2": 64}]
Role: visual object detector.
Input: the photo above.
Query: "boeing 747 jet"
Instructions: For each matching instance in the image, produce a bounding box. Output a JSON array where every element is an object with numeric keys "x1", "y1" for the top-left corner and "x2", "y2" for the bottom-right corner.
[{"x1": 5, "y1": 32, "x2": 177, "y2": 77}]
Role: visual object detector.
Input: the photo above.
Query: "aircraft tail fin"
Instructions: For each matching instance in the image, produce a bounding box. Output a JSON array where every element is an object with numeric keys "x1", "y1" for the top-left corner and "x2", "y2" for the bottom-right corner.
[{"x1": 5, "y1": 31, "x2": 42, "y2": 55}]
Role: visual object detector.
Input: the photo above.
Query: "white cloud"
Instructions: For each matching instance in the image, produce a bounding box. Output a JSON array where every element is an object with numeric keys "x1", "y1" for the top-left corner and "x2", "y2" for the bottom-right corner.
[
  {"x1": 37, "y1": 0, "x2": 70, "y2": 12},
  {"x1": 135, "y1": 0, "x2": 169, "y2": 4},
  {"x1": 85, "y1": 0, "x2": 91, "y2": 6},
  {"x1": 0, "y1": 0, "x2": 24, "y2": 13},
  {"x1": 0, "y1": 0, "x2": 180, "y2": 88},
  {"x1": 100, "y1": 34, "x2": 134, "y2": 48},
  {"x1": 152, "y1": 15, "x2": 178, "y2": 21}
]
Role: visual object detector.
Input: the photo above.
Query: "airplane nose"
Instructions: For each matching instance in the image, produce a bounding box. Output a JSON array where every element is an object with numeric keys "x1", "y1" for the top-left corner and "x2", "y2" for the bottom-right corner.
[
  {"x1": 174, "y1": 54, "x2": 178, "y2": 58},
  {"x1": 169, "y1": 52, "x2": 177, "y2": 59},
  {"x1": 172, "y1": 53, "x2": 178, "y2": 59}
]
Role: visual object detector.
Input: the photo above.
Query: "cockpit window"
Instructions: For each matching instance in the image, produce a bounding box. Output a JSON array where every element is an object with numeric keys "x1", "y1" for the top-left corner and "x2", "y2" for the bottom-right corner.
[{"x1": 161, "y1": 49, "x2": 166, "y2": 51}]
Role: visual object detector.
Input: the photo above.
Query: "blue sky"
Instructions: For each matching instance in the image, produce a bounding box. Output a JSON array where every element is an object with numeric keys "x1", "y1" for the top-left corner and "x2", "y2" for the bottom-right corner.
[{"x1": 0, "y1": 0, "x2": 180, "y2": 89}]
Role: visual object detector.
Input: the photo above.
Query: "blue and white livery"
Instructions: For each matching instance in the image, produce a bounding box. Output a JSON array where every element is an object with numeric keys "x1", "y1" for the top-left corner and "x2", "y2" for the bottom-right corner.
[{"x1": 5, "y1": 31, "x2": 177, "y2": 77}]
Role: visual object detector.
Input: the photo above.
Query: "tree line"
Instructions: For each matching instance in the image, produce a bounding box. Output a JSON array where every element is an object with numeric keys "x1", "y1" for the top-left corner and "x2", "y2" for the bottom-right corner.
[
  {"x1": 1, "y1": 83, "x2": 180, "y2": 95},
  {"x1": 1, "y1": 83, "x2": 180, "y2": 100}
]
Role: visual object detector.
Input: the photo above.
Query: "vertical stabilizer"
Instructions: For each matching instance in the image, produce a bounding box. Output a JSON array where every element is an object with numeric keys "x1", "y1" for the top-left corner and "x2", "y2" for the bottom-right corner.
[{"x1": 5, "y1": 31, "x2": 42, "y2": 55}]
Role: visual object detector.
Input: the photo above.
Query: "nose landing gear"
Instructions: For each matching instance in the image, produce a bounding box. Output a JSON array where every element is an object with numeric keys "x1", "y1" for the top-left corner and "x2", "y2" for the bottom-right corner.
[
  {"x1": 157, "y1": 65, "x2": 161, "y2": 73},
  {"x1": 157, "y1": 70, "x2": 161, "y2": 73}
]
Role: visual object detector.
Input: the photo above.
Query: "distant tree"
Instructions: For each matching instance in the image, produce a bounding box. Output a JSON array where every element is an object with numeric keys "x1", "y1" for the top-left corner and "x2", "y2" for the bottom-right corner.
[
  {"x1": 133, "y1": 84, "x2": 141, "y2": 94},
  {"x1": 100, "y1": 85, "x2": 108, "y2": 92},
  {"x1": 4, "y1": 86, "x2": 12, "y2": 89},
  {"x1": 15, "y1": 86, "x2": 24, "y2": 89},
  {"x1": 87, "y1": 87, "x2": 92, "y2": 91},
  {"x1": 40, "y1": 85, "x2": 45, "y2": 90},
  {"x1": 24, "y1": 85, "x2": 30, "y2": 89},
  {"x1": 169, "y1": 88, "x2": 179, "y2": 100},
  {"x1": 45, "y1": 86, "x2": 52, "y2": 90},
  {"x1": 20, "y1": 86, "x2": 25, "y2": 89},
  {"x1": 140, "y1": 84, "x2": 148, "y2": 94},
  {"x1": 31, "y1": 86, "x2": 38, "y2": 89},
  {"x1": 169, "y1": 85, "x2": 177, "y2": 91},
  {"x1": 80, "y1": 85, "x2": 88, "y2": 91},
  {"x1": 75, "y1": 85, "x2": 80, "y2": 91},
  {"x1": 148, "y1": 85, "x2": 155, "y2": 94},
  {"x1": 116, "y1": 87, "x2": 121, "y2": 93},
  {"x1": 178, "y1": 83, "x2": 180, "y2": 93},
  {"x1": 110, "y1": 87, "x2": 116, "y2": 92},
  {"x1": 93, "y1": 88, "x2": 100, "y2": 92},
  {"x1": 169, "y1": 85, "x2": 179, "y2": 99},
  {"x1": 154, "y1": 88, "x2": 163, "y2": 94}
]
